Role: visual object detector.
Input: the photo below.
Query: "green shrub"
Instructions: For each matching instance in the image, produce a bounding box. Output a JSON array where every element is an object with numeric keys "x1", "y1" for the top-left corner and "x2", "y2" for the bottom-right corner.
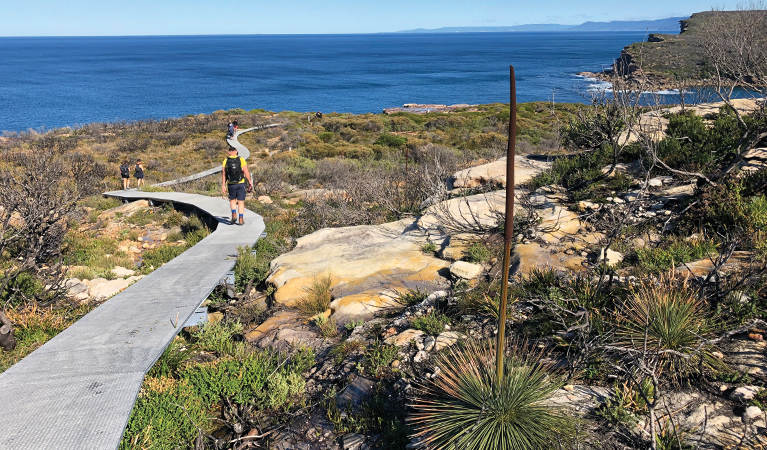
[
  {"x1": 315, "y1": 314, "x2": 339, "y2": 337},
  {"x1": 397, "y1": 288, "x2": 429, "y2": 306},
  {"x1": 330, "y1": 340, "x2": 366, "y2": 364},
  {"x1": 421, "y1": 242, "x2": 437, "y2": 254},
  {"x1": 634, "y1": 238, "x2": 717, "y2": 273},
  {"x1": 409, "y1": 339, "x2": 574, "y2": 450},
  {"x1": 120, "y1": 377, "x2": 206, "y2": 450},
  {"x1": 411, "y1": 311, "x2": 450, "y2": 335},
  {"x1": 140, "y1": 244, "x2": 185, "y2": 271},
  {"x1": 374, "y1": 133, "x2": 407, "y2": 149},
  {"x1": 180, "y1": 352, "x2": 279, "y2": 406},
  {"x1": 264, "y1": 371, "x2": 306, "y2": 410},
  {"x1": 191, "y1": 320, "x2": 245, "y2": 356},
  {"x1": 318, "y1": 131, "x2": 334, "y2": 143},
  {"x1": 295, "y1": 272, "x2": 333, "y2": 315},
  {"x1": 464, "y1": 242, "x2": 490, "y2": 263},
  {"x1": 363, "y1": 341, "x2": 398, "y2": 378},
  {"x1": 234, "y1": 245, "x2": 259, "y2": 291},
  {"x1": 147, "y1": 337, "x2": 193, "y2": 379}
]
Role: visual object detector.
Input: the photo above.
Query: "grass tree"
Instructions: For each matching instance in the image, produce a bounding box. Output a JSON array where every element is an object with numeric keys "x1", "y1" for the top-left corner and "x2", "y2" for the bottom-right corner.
[{"x1": 409, "y1": 339, "x2": 574, "y2": 450}]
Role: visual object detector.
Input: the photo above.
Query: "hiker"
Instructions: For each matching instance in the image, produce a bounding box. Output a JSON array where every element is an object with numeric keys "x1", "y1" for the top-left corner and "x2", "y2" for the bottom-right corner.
[
  {"x1": 316, "y1": 111, "x2": 323, "y2": 119},
  {"x1": 221, "y1": 146, "x2": 253, "y2": 225},
  {"x1": 233, "y1": 120, "x2": 238, "y2": 136},
  {"x1": 134, "y1": 159, "x2": 145, "y2": 188},
  {"x1": 227, "y1": 121, "x2": 234, "y2": 139},
  {"x1": 119, "y1": 160, "x2": 131, "y2": 189}
]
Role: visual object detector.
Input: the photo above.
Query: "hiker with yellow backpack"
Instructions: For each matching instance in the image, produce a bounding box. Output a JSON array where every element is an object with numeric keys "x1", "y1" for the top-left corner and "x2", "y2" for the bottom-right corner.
[{"x1": 221, "y1": 146, "x2": 253, "y2": 225}]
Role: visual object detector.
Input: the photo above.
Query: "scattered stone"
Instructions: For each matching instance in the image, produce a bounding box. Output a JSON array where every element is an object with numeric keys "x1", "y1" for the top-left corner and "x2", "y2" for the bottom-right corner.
[
  {"x1": 337, "y1": 377, "x2": 375, "y2": 414},
  {"x1": 648, "y1": 178, "x2": 663, "y2": 187},
  {"x1": 343, "y1": 433, "x2": 365, "y2": 449},
  {"x1": 111, "y1": 266, "x2": 135, "y2": 277},
  {"x1": 258, "y1": 195, "x2": 273, "y2": 204},
  {"x1": 413, "y1": 350, "x2": 429, "y2": 363},
  {"x1": 449, "y1": 261, "x2": 483, "y2": 280},
  {"x1": 731, "y1": 385, "x2": 760, "y2": 402},
  {"x1": 434, "y1": 331, "x2": 463, "y2": 352},
  {"x1": 207, "y1": 312, "x2": 224, "y2": 323},
  {"x1": 385, "y1": 329, "x2": 425, "y2": 347},
  {"x1": 744, "y1": 406, "x2": 763, "y2": 422},
  {"x1": 88, "y1": 276, "x2": 144, "y2": 300},
  {"x1": 423, "y1": 335, "x2": 436, "y2": 352},
  {"x1": 598, "y1": 248, "x2": 623, "y2": 266}
]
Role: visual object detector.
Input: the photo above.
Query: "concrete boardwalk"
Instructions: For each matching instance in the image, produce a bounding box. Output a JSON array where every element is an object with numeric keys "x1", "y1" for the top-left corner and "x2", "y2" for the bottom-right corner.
[{"x1": 0, "y1": 192, "x2": 265, "y2": 448}]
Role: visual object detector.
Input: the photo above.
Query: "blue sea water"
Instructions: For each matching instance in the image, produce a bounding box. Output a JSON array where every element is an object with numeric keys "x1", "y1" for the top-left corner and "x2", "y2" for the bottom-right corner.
[{"x1": 0, "y1": 32, "x2": 661, "y2": 132}]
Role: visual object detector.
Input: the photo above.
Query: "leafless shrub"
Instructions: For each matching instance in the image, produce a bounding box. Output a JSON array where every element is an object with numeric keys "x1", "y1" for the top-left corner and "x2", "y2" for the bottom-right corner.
[
  {"x1": 116, "y1": 137, "x2": 151, "y2": 154},
  {"x1": 0, "y1": 149, "x2": 107, "y2": 347},
  {"x1": 197, "y1": 138, "x2": 226, "y2": 159},
  {"x1": 157, "y1": 131, "x2": 187, "y2": 146}
]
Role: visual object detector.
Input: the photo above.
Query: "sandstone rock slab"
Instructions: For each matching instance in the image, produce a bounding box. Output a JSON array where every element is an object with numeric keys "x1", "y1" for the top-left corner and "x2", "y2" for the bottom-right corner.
[
  {"x1": 449, "y1": 261, "x2": 483, "y2": 280},
  {"x1": 385, "y1": 329, "x2": 424, "y2": 347},
  {"x1": 449, "y1": 156, "x2": 550, "y2": 190}
]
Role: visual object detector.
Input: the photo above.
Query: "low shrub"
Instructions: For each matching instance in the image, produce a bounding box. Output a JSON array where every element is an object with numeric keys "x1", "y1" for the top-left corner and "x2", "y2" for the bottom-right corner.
[
  {"x1": 397, "y1": 288, "x2": 429, "y2": 306},
  {"x1": 190, "y1": 320, "x2": 245, "y2": 357},
  {"x1": 633, "y1": 238, "x2": 717, "y2": 273},
  {"x1": 180, "y1": 352, "x2": 279, "y2": 406},
  {"x1": 120, "y1": 377, "x2": 206, "y2": 450},
  {"x1": 295, "y1": 272, "x2": 333, "y2": 315},
  {"x1": 411, "y1": 311, "x2": 450, "y2": 335},
  {"x1": 363, "y1": 341, "x2": 398, "y2": 378},
  {"x1": 330, "y1": 340, "x2": 366, "y2": 364},
  {"x1": 464, "y1": 242, "x2": 491, "y2": 263},
  {"x1": 315, "y1": 314, "x2": 339, "y2": 337}
]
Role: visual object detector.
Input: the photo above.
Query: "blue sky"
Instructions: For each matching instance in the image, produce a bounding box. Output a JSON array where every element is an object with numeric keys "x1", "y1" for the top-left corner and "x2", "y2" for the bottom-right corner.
[{"x1": 0, "y1": 0, "x2": 740, "y2": 36}]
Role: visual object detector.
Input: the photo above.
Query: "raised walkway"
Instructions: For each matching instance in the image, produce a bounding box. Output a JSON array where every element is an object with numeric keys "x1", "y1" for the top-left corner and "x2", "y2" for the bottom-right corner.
[
  {"x1": 0, "y1": 131, "x2": 268, "y2": 449},
  {"x1": 154, "y1": 123, "x2": 283, "y2": 187}
]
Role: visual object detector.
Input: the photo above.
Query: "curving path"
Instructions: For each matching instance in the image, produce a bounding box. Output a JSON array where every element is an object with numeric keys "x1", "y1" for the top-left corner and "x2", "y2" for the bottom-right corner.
[
  {"x1": 154, "y1": 123, "x2": 284, "y2": 187},
  {"x1": 0, "y1": 132, "x2": 270, "y2": 449}
]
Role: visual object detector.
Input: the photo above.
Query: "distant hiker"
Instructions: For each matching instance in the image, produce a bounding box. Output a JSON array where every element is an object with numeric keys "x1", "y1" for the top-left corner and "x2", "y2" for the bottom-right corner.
[
  {"x1": 227, "y1": 121, "x2": 234, "y2": 139},
  {"x1": 119, "y1": 160, "x2": 131, "y2": 189},
  {"x1": 134, "y1": 159, "x2": 145, "y2": 188},
  {"x1": 316, "y1": 111, "x2": 323, "y2": 119},
  {"x1": 233, "y1": 120, "x2": 239, "y2": 136},
  {"x1": 221, "y1": 146, "x2": 253, "y2": 225}
]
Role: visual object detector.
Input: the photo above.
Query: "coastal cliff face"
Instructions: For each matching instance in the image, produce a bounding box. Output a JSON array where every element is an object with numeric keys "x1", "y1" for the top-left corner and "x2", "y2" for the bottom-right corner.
[{"x1": 609, "y1": 10, "x2": 767, "y2": 87}]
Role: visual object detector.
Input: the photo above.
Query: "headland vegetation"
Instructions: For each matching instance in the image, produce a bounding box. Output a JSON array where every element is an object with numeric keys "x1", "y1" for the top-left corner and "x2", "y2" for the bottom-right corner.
[{"x1": 1, "y1": 7, "x2": 767, "y2": 449}]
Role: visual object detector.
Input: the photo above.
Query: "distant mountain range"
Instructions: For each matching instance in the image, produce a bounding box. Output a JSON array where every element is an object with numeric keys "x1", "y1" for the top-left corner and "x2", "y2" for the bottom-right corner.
[{"x1": 398, "y1": 17, "x2": 685, "y2": 33}]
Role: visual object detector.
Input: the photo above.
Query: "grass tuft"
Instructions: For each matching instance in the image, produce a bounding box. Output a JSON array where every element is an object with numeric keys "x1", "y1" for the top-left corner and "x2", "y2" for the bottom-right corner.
[{"x1": 295, "y1": 272, "x2": 333, "y2": 315}]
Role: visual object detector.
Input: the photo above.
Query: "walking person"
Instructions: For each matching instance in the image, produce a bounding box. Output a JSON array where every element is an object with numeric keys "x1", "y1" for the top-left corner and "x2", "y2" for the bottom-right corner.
[
  {"x1": 221, "y1": 146, "x2": 252, "y2": 225},
  {"x1": 134, "y1": 159, "x2": 145, "y2": 188},
  {"x1": 119, "y1": 160, "x2": 131, "y2": 189},
  {"x1": 227, "y1": 121, "x2": 234, "y2": 140},
  {"x1": 233, "y1": 120, "x2": 238, "y2": 136}
]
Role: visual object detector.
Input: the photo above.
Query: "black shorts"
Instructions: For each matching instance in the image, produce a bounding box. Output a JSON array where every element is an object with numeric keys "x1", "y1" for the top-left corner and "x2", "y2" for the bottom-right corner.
[
  {"x1": 121, "y1": 175, "x2": 129, "y2": 179},
  {"x1": 135, "y1": 174, "x2": 144, "y2": 179},
  {"x1": 228, "y1": 183, "x2": 246, "y2": 201}
]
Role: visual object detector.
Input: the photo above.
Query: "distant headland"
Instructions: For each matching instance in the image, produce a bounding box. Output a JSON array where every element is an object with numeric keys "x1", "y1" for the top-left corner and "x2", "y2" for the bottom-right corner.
[{"x1": 397, "y1": 17, "x2": 685, "y2": 33}]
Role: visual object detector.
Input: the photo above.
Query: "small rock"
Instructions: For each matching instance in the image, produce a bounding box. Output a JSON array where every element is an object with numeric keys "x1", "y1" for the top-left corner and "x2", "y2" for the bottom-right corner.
[
  {"x1": 413, "y1": 350, "x2": 429, "y2": 363},
  {"x1": 129, "y1": 246, "x2": 141, "y2": 254},
  {"x1": 449, "y1": 261, "x2": 484, "y2": 280},
  {"x1": 423, "y1": 335, "x2": 436, "y2": 352},
  {"x1": 731, "y1": 385, "x2": 761, "y2": 402},
  {"x1": 650, "y1": 202, "x2": 665, "y2": 210},
  {"x1": 648, "y1": 178, "x2": 663, "y2": 187},
  {"x1": 743, "y1": 405, "x2": 763, "y2": 422},
  {"x1": 391, "y1": 360, "x2": 401, "y2": 369},
  {"x1": 598, "y1": 248, "x2": 623, "y2": 266},
  {"x1": 434, "y1": 331, "x2": 463, "y2": 351},
  {"x1": 258, "y1": 195, "x2": 273, "y2": 204},
  {"x1": 343, "y1": 433, "x2": 364, "y2": 449},
  {"x1": 385, "y1": 329, "x2": 425, "y2": 347},
  {"x1": 111, "y1": 266, "x2": 135, "y2": 277},
  {"x1": 749, "y1": 332, "x2": 764, "y2": 341},
  {"x1": 719, "y1": 384, "x2": 729, "y2": 392},
  {"x1": 563, "y1": 385, "x2": 575, "y2": 392}
]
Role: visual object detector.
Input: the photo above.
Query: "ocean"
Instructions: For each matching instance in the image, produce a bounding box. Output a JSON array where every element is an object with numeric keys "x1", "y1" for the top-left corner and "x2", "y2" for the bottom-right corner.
[{"x1": 0, "y1": 32, "x2": 664, "y2": 132}]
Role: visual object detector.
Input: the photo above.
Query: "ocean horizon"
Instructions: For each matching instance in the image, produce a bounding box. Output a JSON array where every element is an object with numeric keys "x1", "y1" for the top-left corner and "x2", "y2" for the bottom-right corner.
[{"x1": 1, "y1": 32, "x2": 658, "y2": 132}]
